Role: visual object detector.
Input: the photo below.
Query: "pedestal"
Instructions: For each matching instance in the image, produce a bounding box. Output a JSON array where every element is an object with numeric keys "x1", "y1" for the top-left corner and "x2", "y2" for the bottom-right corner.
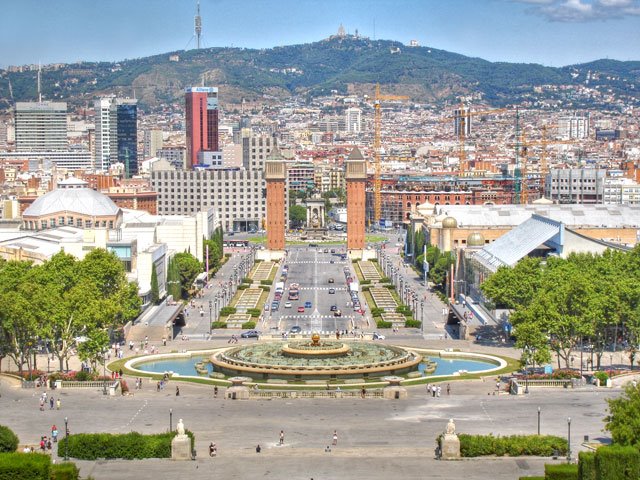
[
  {"x1": 226, "y1": 386, "x2": 250, "y2": 400},
  {"x1": 171, "y1": 435, "x2": 191, "y2": 460},
  {"x1": 441, "y1": 434, "x2": 461, "y2": 460},
  {"x1": 383, "y1": 386, "x2": 408, "y2": 399}
]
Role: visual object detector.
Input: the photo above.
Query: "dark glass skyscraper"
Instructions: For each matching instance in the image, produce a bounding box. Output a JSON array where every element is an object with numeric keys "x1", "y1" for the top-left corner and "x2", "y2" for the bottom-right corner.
[{"x1": 116, "y1": 102, "x2": 138, "y2": 177}]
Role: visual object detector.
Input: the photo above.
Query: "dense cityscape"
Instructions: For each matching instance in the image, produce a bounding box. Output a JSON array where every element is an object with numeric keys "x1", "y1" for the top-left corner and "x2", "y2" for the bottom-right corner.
[{"x1": 1, "y1": 1, "x2": 640, "y2": 479}]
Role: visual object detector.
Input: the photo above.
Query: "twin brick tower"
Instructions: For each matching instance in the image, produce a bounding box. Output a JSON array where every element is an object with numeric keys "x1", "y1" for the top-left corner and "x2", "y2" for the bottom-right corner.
[{"x1": 265, "y1": 146, "x2": 367, "y2": 255}]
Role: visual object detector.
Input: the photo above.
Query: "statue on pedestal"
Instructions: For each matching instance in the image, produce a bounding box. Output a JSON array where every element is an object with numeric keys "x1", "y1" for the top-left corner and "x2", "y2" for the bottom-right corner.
[
  {"x1": 445, "y1": 418, "x2": 456, "y2": 435},
  {"x1": 177, "y1": 419, "x2": 186, "y2": 437}
]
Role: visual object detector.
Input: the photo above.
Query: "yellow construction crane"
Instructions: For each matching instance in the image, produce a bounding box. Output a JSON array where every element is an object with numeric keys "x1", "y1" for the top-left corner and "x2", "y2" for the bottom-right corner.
[
  {"x1": 445, "y1": 103, "x2": 508, "y2": 175},
  {"x1": 373, "y1": 83, "x2": 408, "y2": 225},
  {"x1": 509, "y1": 128, "x2": 576, "y2": 204}
]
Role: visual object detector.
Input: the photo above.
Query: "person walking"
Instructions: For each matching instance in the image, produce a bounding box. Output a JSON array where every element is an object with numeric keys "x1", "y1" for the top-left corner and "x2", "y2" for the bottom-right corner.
[
  {"x1": 214, "y1": 386, "x2": 218, "y2": 398},
  {"x1": 56, "y1": 398, "x2": 61, "y2": 410},
  {"x1": 332, "y1": 431, "x2": 338, "y2": 446},
  {"x1": 49, "y1": 397, "x2": 54, "y2": 410},
  {"x1": 279, "y1": 430, "x2": 285, "y2": 446},
  {"x1": 209, "y1": 442, "x2": 217, "y2": 457},
  {"x1": 446, "y1": 383, "x2": 451, "y2": 395},
  {"x1": 51, "y1": 425, "x2": 58, "y2": 443},
  {"x1": 176, "y1": 386, "x2": 180, "y2": 397}
]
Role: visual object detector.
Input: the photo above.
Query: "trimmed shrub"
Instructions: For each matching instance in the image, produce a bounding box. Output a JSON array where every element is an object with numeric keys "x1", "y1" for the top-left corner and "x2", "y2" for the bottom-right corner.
[
  {"x1": 386, "y1": 284, "x2": 396, "y2": 290},
  {"x1": 237, "y1": 284, "x2": 248, "y2": 290},
  {"x1": 361, "y1": 285, "x2": 370, "y2": 292},
  {"x1": 242, "y1": 321, "x2": 257, "y2": 329},
  {"x1": 395, "y1": 305, "x2": 411, "y2": 315},
  {"x1": 211, "y1": 321, "x2": 227, "y2": 329},
  {"x1": 578, "y1": 451, "x2": 595, "y2": 480},
  {"x1": 458, "y1": 434, "x2": 567, "y2": 457},
  {"x1": 224, "y1": 253, "x2": 232, "y2": 258},
  {"x1": 594, "y1": 371, "x2": 609, "y2": 385},
  {"x1": 58, "y1": 431, "x2": 194, "y2": 460},
  {"x1": 259, "y1": 286, "x2": 271, "y2": 292},
  {"x1": 544, "y1": 463, "x2": 578, "y2": 480},
  {"x1": 405, "y1": 320, "x2": 421, "y2": 328},
  {"x1": 0, "y1": 452, "x2": 51, "y2": 480},
  {"x1": 247, "y1": 308, "x2": 261, "y2": 317},
  {"x1": 369, "y1": 258, "x2": 378, "y2": 262},
  {"x1": 370, "y1": 307, "x2": 384, "y2": 317},
  {"x1": 219, "y1": 307, "x2": 236, "y2": 316},
  {"x1": 242, "y1": 277, "x2": 252, "y2": 283},
  {"x1": 376, "y1": 320, "x2": 392, "y2": 329},
  {"x1": 0, "y1": 426, "x2": 19, "y2": 453},
  {"x1": 50, "y1": 462, "x2": 80, "y2": 480},
  {"x1": 260, "y1": 279, "x2": 273, "y2": 285},
  {"x1": 360, "y1": 280, "x2": 371, "y2": 285},
  {"x1": 595, "y1": 445, "x2": 640, "y2": 480},
  {"x1": 380, "y1": 277, "x2": 391, "y2": 283}
]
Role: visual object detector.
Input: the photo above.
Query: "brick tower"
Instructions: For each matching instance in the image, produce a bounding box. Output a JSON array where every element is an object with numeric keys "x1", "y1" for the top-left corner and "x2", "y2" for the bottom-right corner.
[
  {"x1": 345, "y1": 147, "x2": 367, "y2": 251},
  {"x1": 265, "y1": 147, "x2": 286, "y2": 251}
]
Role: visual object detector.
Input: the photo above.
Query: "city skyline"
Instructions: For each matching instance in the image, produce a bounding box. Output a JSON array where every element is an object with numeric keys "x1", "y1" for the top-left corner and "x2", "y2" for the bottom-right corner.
[{"x1": 1, "y1": 0, "x2": 639, "y2": 69}]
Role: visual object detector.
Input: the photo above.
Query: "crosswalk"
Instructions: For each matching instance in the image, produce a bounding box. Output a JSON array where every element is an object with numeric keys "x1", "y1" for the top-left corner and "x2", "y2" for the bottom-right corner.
[
  {"x1": 286, "y1": 260, "x2": 347, "y2": 265},
  {"x1": 278, "y1": 314, "x2": 355, "y2": 321},
  {"x1": 298, "y1": 286, "x2": 345, "y2": 291}
]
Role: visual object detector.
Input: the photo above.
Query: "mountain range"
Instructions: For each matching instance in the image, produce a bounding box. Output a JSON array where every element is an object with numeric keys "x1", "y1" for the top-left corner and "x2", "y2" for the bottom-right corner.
[{"x1": 1, "y1": 36, "x2": 639, "y2": 111}]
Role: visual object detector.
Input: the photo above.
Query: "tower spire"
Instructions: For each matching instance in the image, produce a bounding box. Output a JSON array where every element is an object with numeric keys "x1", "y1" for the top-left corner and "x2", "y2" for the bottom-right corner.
[{"x1": 195, "y1": 1, "x2": 202, "y2": 49}]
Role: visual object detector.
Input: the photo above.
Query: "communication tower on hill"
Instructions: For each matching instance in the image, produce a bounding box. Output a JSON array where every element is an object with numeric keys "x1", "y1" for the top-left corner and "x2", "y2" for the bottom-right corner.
[{"x1": 195, "y1": 1, "x2": 202, "y2": 49}]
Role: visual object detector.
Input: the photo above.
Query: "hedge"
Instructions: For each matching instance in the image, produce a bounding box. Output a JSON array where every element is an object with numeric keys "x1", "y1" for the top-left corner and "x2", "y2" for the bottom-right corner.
[
  {"x1": 544, "y1": 463, "x2": 578, "y2": 480},
  {"x1": 594, "y1": 445, "x2": 640, "y2": 480},
  {"x1": 0, "y1": 453, "x2": 50, "y2": 480},
  {"x1": 242, "y1": 321, "x2": 257, "y2": 329},
  {"x1": 457, "y1": 434, "x2": 568, "y2": 457},
  {"x1": 58, "y1": 431, "x2": 194, "y2": 460},
  {"x1": 578, "y1": 451, "x2": 595, "y2": 480},
  {"x1": 247, "y1": 308, "x2": 261, "y2": 318},
  {"x1": 405, "y1": 320, "x2": 421, "y2": 328},
  {"x1": 219, "y1": 307, "x2": 236, "y2": 316},
  {"x1": 237, "y1": 284, "x2": 248, "y2": 290},
  {"x1": 396, "y1": 306, "x2": 411, "y2": 315},
  {"x1": 376, "y1": 320, "x2": 392, "y2": 329},
  {"x1": 50, "y1": 462, "x2": 79, "y2": 480},
  {"x1": 0, "y1": 426, "x2": 18, "y2": 453},
  {"x1": 260, "y1": 279, "x2": 273, "y2": 285},
  {"x1": 594, "y1": 371, "x2": 609, "y2": 384},
  {"x1": 360, "y1": 280, "x2": 371, "y2": 285},
  {"x1": 242, "y1": 277, "x2": 252, "y2": 283},
  {"x1": 211, "y1": 321, "x2": 227, "y2": 329},
  {"x1": 259, "y1": 286, "x2": 271, "y2": 292},
  {"x1": 380, "y1": 277, "x2": 391, "y2": 283},
  {"x1": 370, "y1": 307, "x2": 384, "y2": 317}
]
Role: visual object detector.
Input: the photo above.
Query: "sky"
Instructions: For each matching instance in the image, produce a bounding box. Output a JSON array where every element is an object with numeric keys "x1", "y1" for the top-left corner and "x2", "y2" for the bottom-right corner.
[{"x1": 1, "y1": 0, "x2": 639, "y2": 68}]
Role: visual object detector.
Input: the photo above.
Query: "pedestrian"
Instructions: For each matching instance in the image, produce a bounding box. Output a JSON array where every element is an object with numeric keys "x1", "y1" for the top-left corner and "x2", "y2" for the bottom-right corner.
[
  {"x1": 427, "y1": 383, "x2": 432, "y2": 396},
  {"x1": 176, "y1": 386, "x2": 180, "y2": 397},
  {"x1": 436, "y1": 386, "x2": 441, "y2": 397},
  {"x1": 256, "y1": 444, "x2": 261, "y2": 453},
  {"x1": 49, "y1": 397, "x2": 54, "y2": 410},
  {"x1": 39, "y1": 399, "x2": 45, "y2": 411},
  {"x1": 361, "y1": 387, "x2": 366, "y2": 398},
  {"x1": 135, "y1": 378, "x2": 139, "y2": 390},
  {"x1": 279, "y1": 430, "x2": 285, "y2": 445},
  {"x1": 332, "y1": 430, "x2": 338, "y2": 446},
  {"x1": 209, "y1": 442, "x2": 217, "y2": 457},
  {"x1": 56, "y1": 398, "x2": 61, "y2": 410},
  {"x1": 496, "y1": 379, "x2": 500, "y2": 392},
  {"x1": 214, "y1": 386, "x2": 218, "y2": 398},
  {"x1": 51, "y1": 425, "x2": 58, "y2": 443},
  {"x1": 432, "y1": 386, "x2": 436, "y2": 398},
  {"x1": 446, "y1": 383, "x2": 451, "y2": 395},
  {"x1": 138, "y1": 378, "x2": 142, "y2": 390}
]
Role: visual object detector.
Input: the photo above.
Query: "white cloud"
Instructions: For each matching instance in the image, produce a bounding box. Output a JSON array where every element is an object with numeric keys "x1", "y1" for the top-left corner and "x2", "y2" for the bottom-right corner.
[{"x1": 512, "y1": 0, "x2": 640, "y2": 21}]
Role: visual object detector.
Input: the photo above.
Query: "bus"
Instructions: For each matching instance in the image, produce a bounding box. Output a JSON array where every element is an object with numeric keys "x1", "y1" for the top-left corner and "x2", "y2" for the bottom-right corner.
[{"x1": 288, "y1": 283, "x2": 300, "y2": 301}]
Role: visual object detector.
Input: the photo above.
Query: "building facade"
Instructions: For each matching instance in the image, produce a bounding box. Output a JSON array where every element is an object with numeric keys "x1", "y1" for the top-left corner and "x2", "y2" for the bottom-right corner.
[
  {"x1": 94, "y1": 97, "x2": 138, "y2": 177},
  {"x1": 185, "y1": 87, "x2": 219, "y2": 170},
  {"x1": 544, "y1": 168, "x2": 605, "y2": 204},
  {"x1": 15, "y1": 101, "x2": 67, "y2": 152}
]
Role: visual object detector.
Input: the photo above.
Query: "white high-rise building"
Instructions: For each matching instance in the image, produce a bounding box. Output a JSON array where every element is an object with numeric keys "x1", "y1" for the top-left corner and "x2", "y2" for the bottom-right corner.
[
  {"x1": 345, "y1": 107, "x2": 362, "y2": 133},
  {"x1": 559, "y1": 114, "x2": 590, "y2": 140},
  {"x1": 95, "y1": 98, "x2": 116, "y2": 171},
  {"x1": 15, "y1": 101, "x2": 67, "y2": 151}
]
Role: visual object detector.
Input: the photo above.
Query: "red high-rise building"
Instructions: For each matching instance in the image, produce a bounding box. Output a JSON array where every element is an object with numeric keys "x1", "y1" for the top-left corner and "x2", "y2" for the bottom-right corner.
[{"x1": 185, "y1": 87, "x2": 219, "y2": 170}]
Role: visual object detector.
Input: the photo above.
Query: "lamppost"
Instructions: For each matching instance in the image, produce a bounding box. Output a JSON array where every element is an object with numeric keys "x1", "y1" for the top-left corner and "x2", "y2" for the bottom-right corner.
[
  {"x1": 64, "y1": 417, "x2": 69, "y2": 460},
  {"x1": 170, "y1": 408, "x2": 173, "y2": 432},
  {"x1": 208, "y1": 300, "x2": 213, "y2": 335},
  {"x1": 537, "y1": 406, "x2": 541, "y2": 435},
  {"x1": 420, "y1": 301, "x2": 424, "y2": 333},
  {"x1": 567, "y1": 417, "x2": 572, "y2": 462},
  {"x1": 102, "y1": 348, "x2": 108, "y2": 395},
  {"x1": 524, "y1": 349, "x2": 530, "y2": 394}
]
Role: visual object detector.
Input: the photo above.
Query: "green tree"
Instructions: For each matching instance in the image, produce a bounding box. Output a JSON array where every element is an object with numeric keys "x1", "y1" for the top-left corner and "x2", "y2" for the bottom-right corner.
[
  {"x1": 77, "y1": 328, "x2": 110, "y2": 373},
  {"x1": 172, "y1": 252, "x2": 202, "y2": 299},
  {"x1": 166, "y1": 257, "x2": 181, "y2": 300},
  {"x1": 605, "y1": 383, "x2": 640, "y2": 447},
  {"x1": 289, "y1": 204, "x2": 307, "y2": 228},
  {"x1": 150, "y1": 263, "x2": 160, "y2": 305}
]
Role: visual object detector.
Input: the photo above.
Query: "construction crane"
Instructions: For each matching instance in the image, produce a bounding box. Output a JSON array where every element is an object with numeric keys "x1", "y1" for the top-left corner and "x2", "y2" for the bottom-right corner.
[
  {"x1": 510, "y1": 123, "x2": 576, "y2": 204},
  {"x1": 444, "y1": 103, "x2": 508, "y2": 175},
  {"x1": 373, "y1": 83, "x2": 408, "y2": 226}
]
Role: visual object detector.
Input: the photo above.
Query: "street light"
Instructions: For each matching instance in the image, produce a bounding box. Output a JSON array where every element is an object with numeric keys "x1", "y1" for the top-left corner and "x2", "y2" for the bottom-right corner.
[
  {"x1": 208, "y1": 300, "x2": 213, "y2": 335},
  {"x1": 537, "y1": 407, "x2": 541, "y2": 435},
  {"x1": 64, "y1": 417, "x2": 68, "y2": 460},
  {"x1": 420, "y1": 301, "x2": 424, "y2": 333},
  {"x1": 170, "y1": 408, "x2": 173, "y2": 432},
  {"x1": 567, "y1": 417, "x2": 572, "y2": 462}
]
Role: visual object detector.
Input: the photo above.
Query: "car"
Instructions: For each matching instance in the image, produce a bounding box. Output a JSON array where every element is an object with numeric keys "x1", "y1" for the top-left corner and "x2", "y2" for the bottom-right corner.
[
  {"x1": 324, "y1": 249, "x2": 329, "y2": 253},
  {"x1": 372, "y1": 332, "x2": 386, "y2": 340},
  {"x1": 330, "y1": 249, "x2": 336, "y2": 254},
  {"x1": 241, "y1": 330, "x2": 260, "y2": 338},
  {"x1": 334, "y1": 309, "x2": 342, "y2": 317},
  {"x1": 271, "y1": 303, "x2": 279, "y2": 311},
  {"x1": 264, "y1": 304, "x2": 270, "y2": 311},
  {"x1": 328, "y1": 278, "x2": 334, "y2": 283},
  {"x1": 304, "y1": 301, "x2": 312, "y2": 308},
  {"x1": 289, "y1": 326, "x2": 302, "y2": 334},
  {"x1": 357, "y1": 308, "x2": 365, "y2": 315},
  {"x1": 227, "y1": 231, "x2": 235, "y2": 236},
  {"x1": 330, "y1": 260, "x2": 334, "y2": 264},
  {"x1": 330, "y1": 305, "x2": 338, "y2": 311},
  {"x1": 284, "y1": 302, "x2": 292, "y2": 308},
  {"x1": 297, "y1": 306, "x2": 305, "y2": 313},
  {"x1": 328, "y1": 288, "x2": 336, "y2": 294}
]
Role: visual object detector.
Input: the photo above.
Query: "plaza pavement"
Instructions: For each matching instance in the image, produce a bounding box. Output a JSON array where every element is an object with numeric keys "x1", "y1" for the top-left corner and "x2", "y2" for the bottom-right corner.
[{"x1": 0, "y1": 336, "x2": 623, "y2": 480}]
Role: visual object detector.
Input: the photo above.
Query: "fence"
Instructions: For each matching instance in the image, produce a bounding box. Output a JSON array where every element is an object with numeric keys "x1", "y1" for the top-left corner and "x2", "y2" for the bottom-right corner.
[{"x1": 248, "y1": 389, "x2": 384, "y2": 399}]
